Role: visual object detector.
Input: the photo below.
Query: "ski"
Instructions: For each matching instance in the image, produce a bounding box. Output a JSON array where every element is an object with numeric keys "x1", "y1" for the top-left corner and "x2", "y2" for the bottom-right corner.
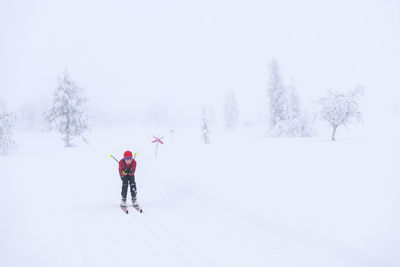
[
  {"x1": 132, "y1": 204, "x2": 143, "y2": 213},
  {"x1": 120, "y1": 205, "x2": 129, "y2": 214},
  {"x1": 120, "y1": 204, "x2": 141, "y2": 214}
]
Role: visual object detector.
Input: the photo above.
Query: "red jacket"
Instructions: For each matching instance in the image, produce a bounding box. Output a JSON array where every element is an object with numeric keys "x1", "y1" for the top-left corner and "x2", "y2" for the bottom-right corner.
[{"x1": 118, "y1": 159, "x2": 137, "y2": 176}]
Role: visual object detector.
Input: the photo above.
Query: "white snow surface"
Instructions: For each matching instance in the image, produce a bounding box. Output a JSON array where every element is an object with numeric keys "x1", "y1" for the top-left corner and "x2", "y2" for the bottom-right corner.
[{"x1": 1, "y1": 124, "x2": 399, "y2": 267}]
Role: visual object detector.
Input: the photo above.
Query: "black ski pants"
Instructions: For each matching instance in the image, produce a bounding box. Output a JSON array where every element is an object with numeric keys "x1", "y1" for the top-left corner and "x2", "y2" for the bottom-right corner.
[{"x1": 120, "y1": 174, "x2": 137, "y2": 200}]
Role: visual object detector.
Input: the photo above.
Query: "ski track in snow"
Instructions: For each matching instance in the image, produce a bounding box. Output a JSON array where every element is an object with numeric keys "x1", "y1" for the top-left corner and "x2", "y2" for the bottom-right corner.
[{"x1": 0, "y1": 126, "x2": 399, "y2": 267}]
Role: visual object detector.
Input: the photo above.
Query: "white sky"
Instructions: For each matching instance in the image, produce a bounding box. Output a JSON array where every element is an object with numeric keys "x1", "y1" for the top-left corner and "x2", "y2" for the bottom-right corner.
[{"x1": 1, "y1": 0, "x2": 399, "y2": 123}]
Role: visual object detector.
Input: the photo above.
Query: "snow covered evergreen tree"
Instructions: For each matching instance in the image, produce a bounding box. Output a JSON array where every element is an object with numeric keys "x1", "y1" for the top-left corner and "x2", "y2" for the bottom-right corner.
[
  {"x1": 0, "y1": 110, "x2": 16, "y2": 154},
  {"x1": 267, "y1": 59, "x2": 286, "y2": 132},
  {"x1": 224, "y1": 91, "x2": 239, "y2": 130},
  {"x1": 319, "y1": 86, "x2": 364, "y2": 141},
  {"x1": 43, "y1": 71, "x2": 89, "y2": 146},
  {"x1": 201, "y1": 107, "x2": 210, "y2": 144},
  {"x1": 287, "y1": 79, "x2": 301, "y2": 119},
  {"x1": 267, "y1": 60, "x2": 314, "y2": 137}
]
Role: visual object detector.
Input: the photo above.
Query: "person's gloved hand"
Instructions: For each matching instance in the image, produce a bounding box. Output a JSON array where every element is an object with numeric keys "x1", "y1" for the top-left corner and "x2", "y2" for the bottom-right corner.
[{"x1": 123, "y1": 168, "x2": 133, "y2": 176}]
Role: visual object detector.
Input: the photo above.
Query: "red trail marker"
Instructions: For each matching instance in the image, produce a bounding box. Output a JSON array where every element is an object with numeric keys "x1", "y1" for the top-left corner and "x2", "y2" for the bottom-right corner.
[{"x1": 152, "y1": 136, "x2": 164, "y2": 157}]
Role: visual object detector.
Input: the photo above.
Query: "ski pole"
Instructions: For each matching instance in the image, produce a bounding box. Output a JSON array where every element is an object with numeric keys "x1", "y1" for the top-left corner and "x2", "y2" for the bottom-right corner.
[{"x1": 110, "y1": 155, "x2": 119, "y2": 163}]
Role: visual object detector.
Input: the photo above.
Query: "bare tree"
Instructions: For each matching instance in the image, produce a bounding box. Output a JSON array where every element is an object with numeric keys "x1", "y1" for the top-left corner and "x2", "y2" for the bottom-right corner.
[
  {"x1": 319, "y1": 86, "x2": 364, "y2": 141},
  {"x1": 43, "y1": 71, "x2": 90, "y2": 146}
]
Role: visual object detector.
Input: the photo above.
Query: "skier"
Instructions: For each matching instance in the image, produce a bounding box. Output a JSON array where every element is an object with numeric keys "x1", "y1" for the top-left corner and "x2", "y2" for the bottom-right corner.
[{"x1": 118, "y1": 150, "x2": 139, "y2": 208}]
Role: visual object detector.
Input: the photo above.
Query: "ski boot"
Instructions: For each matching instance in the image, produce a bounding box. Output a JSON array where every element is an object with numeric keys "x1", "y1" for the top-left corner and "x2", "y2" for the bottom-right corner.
[
  {"x1": 132, "y1": 198, "x2": 142, "y2": 213},
  {"x1": 132, "y1": 197, "x2": 139, "y2": 208},
  {"x1": 120, "y1": 198, "x2": 127, "y2": 207}
]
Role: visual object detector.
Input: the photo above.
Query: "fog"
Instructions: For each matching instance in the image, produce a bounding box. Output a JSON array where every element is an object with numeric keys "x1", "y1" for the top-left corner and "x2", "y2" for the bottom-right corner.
[
  {"x1": 1, "y1": 2, "x2": 400, "y2": 265},
  {"x1": 1, "y1": 0, "x2": 399, "y2": 126}
]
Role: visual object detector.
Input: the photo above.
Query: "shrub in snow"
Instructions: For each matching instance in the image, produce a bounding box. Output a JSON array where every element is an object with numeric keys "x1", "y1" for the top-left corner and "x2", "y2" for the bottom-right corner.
[
  {"x1": 319, "y1": 86, "x2": 363, "y2": 141},
  {"x1": 43, "y1": 71, "x2": 90, "y2": 146},
  {"x1": 293, "y1": 112, "x2": 316, "y2": 137},
  {"x1": 271, "y1": 112, "x2": 316, "y2": 137},
  {"x1": 0, "y1": 111, "x2": 16, "y2": 154},
  {"x1": 224, "y1": 91, "x2": 239, "y2": 130}
]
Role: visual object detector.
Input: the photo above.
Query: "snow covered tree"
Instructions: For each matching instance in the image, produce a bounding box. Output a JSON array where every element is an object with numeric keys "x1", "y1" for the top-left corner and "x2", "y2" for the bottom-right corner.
[
  {"x1": 0, "y1": 110, "x2": 16, "y2": 154},
  {"x1": 267, "y1": 60, "x2": 314, "y2": 137},
  {"x1": 319, "y1": 86, "x2": 364, "y2": 141},
  {"x1": 267, "y1": 59, "x2": 286, "y2": 131},
  {"x1": 201, "y1": 107, "x2": 210, "y2": 144},
  {"x1": 43, "y1": 71, "x2": 90, "y2": 146},
  {"x1": 224, "y1": 91, "x2": 239, "y2": 130},
  {"x1": 286, "y1": 79, "x2": 301, "y2": 120}
]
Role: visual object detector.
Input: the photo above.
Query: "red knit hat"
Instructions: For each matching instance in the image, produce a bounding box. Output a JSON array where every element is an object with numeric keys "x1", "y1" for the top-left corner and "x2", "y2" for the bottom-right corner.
[{"x1": 123, "y1": 151, "x2": 133, "y2": 159}]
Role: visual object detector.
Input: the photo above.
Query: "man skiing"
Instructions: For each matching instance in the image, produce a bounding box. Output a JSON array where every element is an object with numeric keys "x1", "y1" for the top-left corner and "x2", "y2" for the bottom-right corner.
[{"x1": 118, "y1": 150, "x2": 139, "y2": 209}]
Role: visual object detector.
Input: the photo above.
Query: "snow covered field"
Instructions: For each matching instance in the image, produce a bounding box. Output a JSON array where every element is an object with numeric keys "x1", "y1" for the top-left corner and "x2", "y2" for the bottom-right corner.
[{"x1": 0, "y1": 123, "x2": 399, "y2": 267}]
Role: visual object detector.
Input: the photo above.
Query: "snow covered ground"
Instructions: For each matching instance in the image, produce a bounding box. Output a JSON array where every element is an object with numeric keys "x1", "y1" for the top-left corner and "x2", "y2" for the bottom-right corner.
[{"x1": 0, "y1": 122, "x2": 399, "y2": 267}]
